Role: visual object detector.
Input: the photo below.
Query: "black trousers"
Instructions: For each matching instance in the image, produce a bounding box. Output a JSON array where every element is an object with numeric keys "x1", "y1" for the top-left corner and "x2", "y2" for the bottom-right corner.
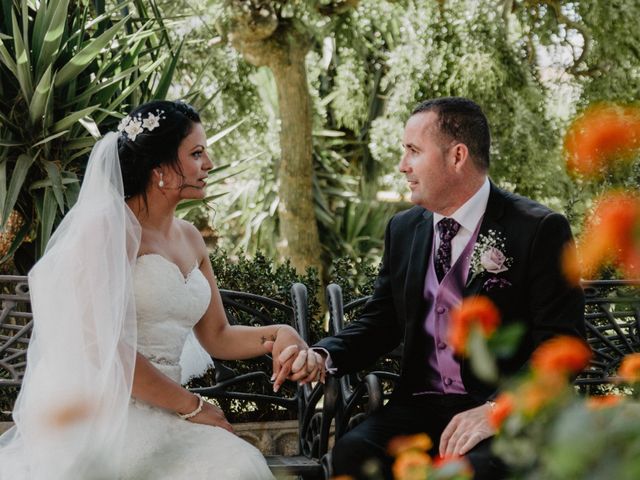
[{"x1": 331, "y1": 393, "x2": 508, "y2": 480}]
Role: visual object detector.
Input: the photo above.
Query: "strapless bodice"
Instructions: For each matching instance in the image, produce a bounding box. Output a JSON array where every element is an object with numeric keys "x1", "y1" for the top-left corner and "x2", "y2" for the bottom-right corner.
[{"x1": 133, "y1": 254, "x2": 211, "y2": 382}]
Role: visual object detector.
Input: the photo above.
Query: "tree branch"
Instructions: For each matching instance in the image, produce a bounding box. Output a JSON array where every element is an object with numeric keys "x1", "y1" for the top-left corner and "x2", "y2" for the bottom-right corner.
[{"x1": 541, "y1": 0, "x2": 592, "y2": 76}]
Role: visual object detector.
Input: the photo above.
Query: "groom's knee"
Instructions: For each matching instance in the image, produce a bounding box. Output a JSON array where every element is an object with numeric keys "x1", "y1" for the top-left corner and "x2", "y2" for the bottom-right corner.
[
  {"x1": 332, "y1": 429, "x2": 390, "y2": 479},
  {"x1": 466, "y1": 438, "x2": 509, "y2": 480}
]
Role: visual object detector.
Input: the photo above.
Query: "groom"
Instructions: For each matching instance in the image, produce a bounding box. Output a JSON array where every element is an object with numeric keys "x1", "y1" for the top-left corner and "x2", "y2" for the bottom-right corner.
[{"x1": 314, "y1": 97, "x2": 586, "y2": 479}]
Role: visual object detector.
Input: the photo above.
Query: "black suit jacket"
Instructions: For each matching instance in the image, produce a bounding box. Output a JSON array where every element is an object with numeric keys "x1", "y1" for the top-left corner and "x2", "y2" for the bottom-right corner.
[{"x1": 316, "y1": 183, "x2": 586, "y2": 401}]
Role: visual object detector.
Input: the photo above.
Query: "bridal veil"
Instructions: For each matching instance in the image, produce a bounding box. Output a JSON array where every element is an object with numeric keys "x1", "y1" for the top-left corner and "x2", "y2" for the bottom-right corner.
[{"x1": 0, "y1": 132, "x2": 140, "y2": 479}]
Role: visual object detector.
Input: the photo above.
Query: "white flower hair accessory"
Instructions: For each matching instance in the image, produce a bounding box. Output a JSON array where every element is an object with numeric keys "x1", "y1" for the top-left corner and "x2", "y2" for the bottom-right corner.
[{"x1": 117, "y1": 109, "x2": 166, "y2": 141}]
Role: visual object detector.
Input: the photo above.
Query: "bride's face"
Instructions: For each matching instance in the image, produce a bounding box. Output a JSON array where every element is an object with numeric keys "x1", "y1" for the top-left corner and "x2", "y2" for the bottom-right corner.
[{"x1": 163, "y1": 122, "x2": 212, "y2": 200}]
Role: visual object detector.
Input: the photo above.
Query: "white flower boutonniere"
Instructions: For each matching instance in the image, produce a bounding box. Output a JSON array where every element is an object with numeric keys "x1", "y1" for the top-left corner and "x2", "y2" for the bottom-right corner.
[{"x1": 469, "y1": 230, "x2": 513, "y2": 291}]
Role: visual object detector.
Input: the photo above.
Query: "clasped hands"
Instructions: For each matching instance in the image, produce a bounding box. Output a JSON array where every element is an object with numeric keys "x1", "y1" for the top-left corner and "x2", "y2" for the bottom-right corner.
[{"x1": 263, "y1": 325, "x2": 326, "y2": 392}]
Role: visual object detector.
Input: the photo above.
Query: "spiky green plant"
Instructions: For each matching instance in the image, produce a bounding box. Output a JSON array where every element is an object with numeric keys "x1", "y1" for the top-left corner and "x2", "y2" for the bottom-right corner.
[{"x1": 0, "y1": 0, "x2": 181, "y2": 271}]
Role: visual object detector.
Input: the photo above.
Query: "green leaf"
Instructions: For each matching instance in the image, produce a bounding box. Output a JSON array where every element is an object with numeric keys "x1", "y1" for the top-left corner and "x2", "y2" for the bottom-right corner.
[
  {"x1": 207, "y1": 119, "x2": 245, "y2": 146},
  {"x1": 0, "y1": 109, "x2": 20, "y2": 132},
  {"x1": 63, "y1": 172, "x2": 81, "y2": 208},
  {"x1": 175, "y1": 193, "x2": 227, "y2": 213},
  {"x1": 61, "y1": 65, "x2": 139, "y2": 108},
  {"x1": 153, "y1": 39, "x2": 183, "y2": 100},
  {"x1": 0, "y1": 39, "x2": 18, "y2": 77},
  {"x1": 43, "y1": 161, "x2": 66, "y2": 214},
  {"x1": 207, "y1": 167, "x2": 248, "y2": 186},
  {"x1": 0, "y1": 139, "x2": 24, "y2": 147},
  {"x1": 0, "y1": 219, "x2": 30, "y2": 265},
  {"x1": 467, "y1": 325, "x2": 499, "y2": 384},
  {"x1": 488, "y1": 322, "x2": 526, "y2": 358},
  {"x1": 31, "y1": 0, "x2": 49, "y2": 61},
  {"x1": 37, "y1": 187, "x2": 58, "y2": 257},
  {"x1": 33, "y1": 130, "x2": 70, "y2": 147},
  {"x1": 29, "y1": 176, "x2": 80, "y2": 191},
  {"x1": 65, "y1": 147, "x2": 93, "y2": 164},
  {"x1": 12, "y1": 10, "x2": 33, "y2": 102},
  {"x1": 78, "y1": 116, "x2": 101, "y2": 139},
  {"x1": 29, "y1": 63, "x2": 53, "y2": 125},
  {"x1": 35, "y1": 0, "x2": 71, "y2": 79},
  {"x1": 3, "y1": 153, "x2": 36, "y2": 224},
  {"x1": 65, "y1": 136, "x2": 97, "y2": 151},
  {"x1": 0, "y1": 159, "x2": 6, "y2": 212},
  {"x1": 54, "y1": 15, "x2": 130, "y2": 88},
  {"x1": 52, "y1": 106, "x2": 99, "y2": 133},
  {"x1": 95, "y1": 55, "x2": 168, "y2": 123},
  {"x1": 312, "y1": 129, "x2": 346, "y2": 137},
  {"x1": 42, "y1": 70, "x2": 57, "y2": 130}
]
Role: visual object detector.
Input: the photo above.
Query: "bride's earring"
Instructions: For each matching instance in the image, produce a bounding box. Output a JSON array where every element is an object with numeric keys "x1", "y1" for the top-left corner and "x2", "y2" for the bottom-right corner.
[{"x1": 158, "y1": 172, "x2": 164, "y2": 188}]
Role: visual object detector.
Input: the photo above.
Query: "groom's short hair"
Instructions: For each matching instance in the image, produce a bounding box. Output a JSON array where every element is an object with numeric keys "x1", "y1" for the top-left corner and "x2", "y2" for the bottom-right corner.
[{"x1": 412, "y1": 97, "x2": 491, "y2": 171}]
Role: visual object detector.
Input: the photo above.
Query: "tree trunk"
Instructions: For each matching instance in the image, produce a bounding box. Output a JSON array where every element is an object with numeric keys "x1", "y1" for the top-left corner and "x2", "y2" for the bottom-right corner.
[
  {"x1": 229, "y1": 19, "x2": 323, "y2": 276},
  {"x1": 270, "y1": 37, "x2": 322, "y2": 276}
]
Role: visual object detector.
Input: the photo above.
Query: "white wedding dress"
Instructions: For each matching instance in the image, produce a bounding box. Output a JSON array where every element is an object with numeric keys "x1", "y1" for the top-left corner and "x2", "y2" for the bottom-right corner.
[{"x1": 120, "y1": 254, "x2": 274, "y2": 479}]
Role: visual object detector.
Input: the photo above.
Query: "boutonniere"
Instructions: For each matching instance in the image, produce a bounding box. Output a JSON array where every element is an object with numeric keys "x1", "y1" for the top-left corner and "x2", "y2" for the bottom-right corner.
[{"x1": 468, "y1": 230, "x2": 513, "y2": 291}]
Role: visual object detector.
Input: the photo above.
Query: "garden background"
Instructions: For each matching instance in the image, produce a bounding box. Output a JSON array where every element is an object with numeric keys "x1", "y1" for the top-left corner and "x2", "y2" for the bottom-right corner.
[
  {"x1": 3, "y1": 0, "x2": 638, "y2": 280},
  {"x1": 1, "y1": 0, "x2": 640, "y2": 444}
]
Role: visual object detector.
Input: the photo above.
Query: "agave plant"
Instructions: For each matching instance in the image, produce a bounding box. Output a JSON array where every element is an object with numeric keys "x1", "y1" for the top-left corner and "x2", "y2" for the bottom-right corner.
[{"x1": 0, "y1": 0, "x2": 180, "y2": 272}]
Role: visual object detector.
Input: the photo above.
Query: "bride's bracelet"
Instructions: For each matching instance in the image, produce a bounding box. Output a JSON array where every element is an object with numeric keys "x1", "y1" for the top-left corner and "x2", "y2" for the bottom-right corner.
[{"x1": 177, "y1": 393, "x2": 204, "y2": 420}]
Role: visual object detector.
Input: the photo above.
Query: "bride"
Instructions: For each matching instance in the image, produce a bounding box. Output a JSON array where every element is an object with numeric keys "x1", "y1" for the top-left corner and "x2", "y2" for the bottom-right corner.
[{"x1": 0, "y1": 100, "x2": 324, "y2": 479}]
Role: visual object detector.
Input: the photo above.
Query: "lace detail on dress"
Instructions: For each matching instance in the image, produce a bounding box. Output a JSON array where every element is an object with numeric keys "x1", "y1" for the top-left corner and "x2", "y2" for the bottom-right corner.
[
  {"x1": 146, "y1": 354, "x2": 178, "y2": 366},
  {"x1": 122, "y1": 254, "x2": 274, "y2": 479}
]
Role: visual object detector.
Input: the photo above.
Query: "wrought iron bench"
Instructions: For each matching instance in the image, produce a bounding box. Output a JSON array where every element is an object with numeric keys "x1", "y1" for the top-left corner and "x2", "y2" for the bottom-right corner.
[
  {"x1": 0, "y1": 275, "x2": 336, "y2": 479},
  {"x1": 325, "y1": 279, "x2": 640, "y2": 441}
]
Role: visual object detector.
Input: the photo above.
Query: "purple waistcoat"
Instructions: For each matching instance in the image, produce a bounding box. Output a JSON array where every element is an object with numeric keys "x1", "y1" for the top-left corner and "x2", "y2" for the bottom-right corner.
[{"x1": 419, "y1": 220, "x2": 482, "y2": 394}]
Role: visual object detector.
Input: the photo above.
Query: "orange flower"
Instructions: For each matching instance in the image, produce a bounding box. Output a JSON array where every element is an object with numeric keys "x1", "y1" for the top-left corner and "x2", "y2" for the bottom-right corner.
[
  {"x1": 392, "y1": 450, "x2": 431, "y2": 480},
  {"x1": 531, "y1": 335, "x2": 592, "y2": 377},
  {"x1": 388, "y1": 433, "x2": 433, "y2": 457},
  {"x1": 449, "y1": 296, "x2": 501, "y2": 355},
  {"x1": 488, "y1": 392, "x2": 515, "y2": 430},
  {"x1": 48, "y1": 399, "x2": 93, "y2": 427},
  {"x1": 618, "y1": 353, "x2": 640, "y2": 382},
  {"x1": 433, "y1": 455, "x2": 473, "y2": 477},
  {"x1": 575, "y1": 192, "x2": 640, "y2": 279},
  {"x1": 561, "y1": 241, "x2": 582, "y2": 286},
  {"x1": 564, "y1": 104, "x2": 640, "y2": 177},
  {"x1": 518, "y1": 374, "x2": 567, "y2": 415},
  {"x1": 586, "y1": 395, "x2": 622, "y2": 410}
]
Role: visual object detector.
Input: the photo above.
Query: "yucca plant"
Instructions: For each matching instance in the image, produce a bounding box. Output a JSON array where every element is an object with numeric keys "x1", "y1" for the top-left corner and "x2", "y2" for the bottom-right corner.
[{"x1": 0, "y1": 0, "x2": 181, "y2": 272}]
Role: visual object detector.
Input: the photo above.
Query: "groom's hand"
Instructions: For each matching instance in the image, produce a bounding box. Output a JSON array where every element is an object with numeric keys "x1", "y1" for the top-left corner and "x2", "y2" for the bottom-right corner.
[
  {"x1": 288, "y1": 349, "x2": 325, "y2": 385},
  {"x1": 439, "y1": 403, "x2": 495, "y2": 457}
]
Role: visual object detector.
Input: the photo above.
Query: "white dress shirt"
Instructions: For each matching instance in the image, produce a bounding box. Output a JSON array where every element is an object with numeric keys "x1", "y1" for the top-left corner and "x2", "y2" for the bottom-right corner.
[{"x1": 433, "y1": 177, "x2": 490, "y2": 265}]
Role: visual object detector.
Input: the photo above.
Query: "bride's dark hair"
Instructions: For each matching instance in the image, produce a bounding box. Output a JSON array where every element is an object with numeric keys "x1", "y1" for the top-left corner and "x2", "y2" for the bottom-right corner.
[{"x1": 117, "y1": 100, "x2": 201, "y2": 198}]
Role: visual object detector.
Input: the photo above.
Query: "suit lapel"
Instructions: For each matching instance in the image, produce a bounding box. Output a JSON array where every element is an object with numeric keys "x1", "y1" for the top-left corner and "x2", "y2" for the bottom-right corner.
[
  {"x1": 404, "y1": 210, "x2": 433, "y2": 325},
  {"x1": 463, "y1": 182, "x2": 507, "y2": 297}
]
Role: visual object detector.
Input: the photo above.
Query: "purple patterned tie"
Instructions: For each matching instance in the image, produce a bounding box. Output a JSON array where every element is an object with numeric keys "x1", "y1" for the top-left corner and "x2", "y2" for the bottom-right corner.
[{"x1": 435, "y1": 218, "x2": 461, "y2": 282}]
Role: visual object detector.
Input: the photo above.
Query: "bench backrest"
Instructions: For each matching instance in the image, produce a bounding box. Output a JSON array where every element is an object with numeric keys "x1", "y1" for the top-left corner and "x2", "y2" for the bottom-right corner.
[
  {"x1": 0, "y1": 276, "x2": 334, "y2": 462},
  {"x1": 327, "y1": 280, "x2": 640, "y2": 392}
]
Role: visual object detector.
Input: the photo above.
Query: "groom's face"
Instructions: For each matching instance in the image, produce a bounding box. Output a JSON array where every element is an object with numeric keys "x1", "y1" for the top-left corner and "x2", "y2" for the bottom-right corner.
[{"x1": 400, "y1": 111, "x2": 456, "y2": 214}]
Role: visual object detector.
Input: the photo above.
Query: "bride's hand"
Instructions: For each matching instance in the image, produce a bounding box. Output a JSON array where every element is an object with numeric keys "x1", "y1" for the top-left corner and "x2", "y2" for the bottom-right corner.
[
  {"x1": 189, "y1": 401, "x2": 234, "y2": 433},
  {"x1": 266, "y1": 325, "x2": 308, "y2": 392}
]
